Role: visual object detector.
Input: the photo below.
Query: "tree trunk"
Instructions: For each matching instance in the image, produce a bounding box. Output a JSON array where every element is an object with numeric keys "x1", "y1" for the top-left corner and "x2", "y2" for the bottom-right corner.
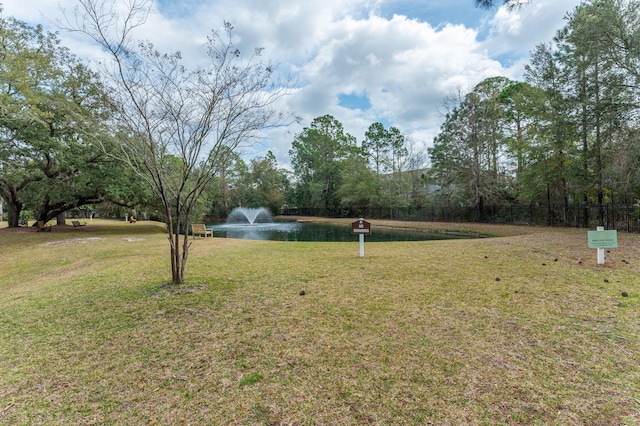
[
  {"x1": 547, "y1": 184, "x2": 552, "y2": 226},
  {"x1": 6, "y1": 199, "x2": 22, "y2": 228},
  {"x1": 477, "y1": 196, "x2": 485, "y2": 222},
  {"x1": 166, "y1": 215, "x2": 179, "y2": 284},
  {"x1": 165, "y1": 205, "x2": 186, "y2": 285},
  {"x1": 180, "y1": 218, "x2": 190, "y2": 283},
  {"x1": 594, "y1": 58, "x2": 605, "y2": 228},
  {"x1": 171, "y1": 230, "x2": 183, "y2": 284},
  {"x1": 581, "y1": 194, "x2": 588, "y2": 228}
]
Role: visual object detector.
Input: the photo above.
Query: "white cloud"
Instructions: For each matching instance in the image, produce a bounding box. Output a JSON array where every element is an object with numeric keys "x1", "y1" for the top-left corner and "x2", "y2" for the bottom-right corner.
[
  {"x1": 483, "y1": 0, "x2": 581, "y2": 65},
  {"x1": 1, "y1": 0, "x2": 583, "y2": 169}
]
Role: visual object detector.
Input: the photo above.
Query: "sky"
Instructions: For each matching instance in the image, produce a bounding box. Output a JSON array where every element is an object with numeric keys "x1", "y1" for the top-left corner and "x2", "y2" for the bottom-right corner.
[{"x1": 1, "y1": 0, "x2": 584, "y2": 169}]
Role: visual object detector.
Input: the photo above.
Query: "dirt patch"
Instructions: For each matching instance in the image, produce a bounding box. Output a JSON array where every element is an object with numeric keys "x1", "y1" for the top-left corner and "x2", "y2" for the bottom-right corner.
[{"x1": 40, "y1": 237, "x2": 106, "y2": 247}]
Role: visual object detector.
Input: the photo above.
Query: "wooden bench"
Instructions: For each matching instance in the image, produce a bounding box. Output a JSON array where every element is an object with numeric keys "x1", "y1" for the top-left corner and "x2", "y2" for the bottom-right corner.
[
  {"x1": 72, "y1": 220, "x2": 86, "y2": 227},
  {"x1": 37, "y1": 221, "x2": 52, "y2": 232},
  {"x1": 191, "y1": 223, "x2": 212, "y2": 238}
]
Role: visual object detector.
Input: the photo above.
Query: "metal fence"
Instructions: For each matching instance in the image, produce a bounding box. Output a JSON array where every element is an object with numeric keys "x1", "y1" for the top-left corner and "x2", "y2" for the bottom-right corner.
[{"x1": 282, "y1": 203, "x2": 640, "y2": 232}]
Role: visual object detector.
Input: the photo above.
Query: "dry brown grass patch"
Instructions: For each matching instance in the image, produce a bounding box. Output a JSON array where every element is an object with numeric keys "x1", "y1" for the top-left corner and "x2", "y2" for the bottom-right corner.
[{"x1": 1, "y1": 220, "x2": 639, "y2": 424}]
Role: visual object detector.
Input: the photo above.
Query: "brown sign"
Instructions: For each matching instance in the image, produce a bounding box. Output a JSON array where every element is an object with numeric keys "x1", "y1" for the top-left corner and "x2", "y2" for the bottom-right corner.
[{"x1": 351, "y1": 219, "x2": 371, "y2": 235}]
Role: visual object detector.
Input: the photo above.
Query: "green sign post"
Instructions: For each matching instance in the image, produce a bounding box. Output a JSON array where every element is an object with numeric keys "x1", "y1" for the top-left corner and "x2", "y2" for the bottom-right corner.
[
  {"x1": 587, "y1": 230, "x2": 618, "y2": 249},
  {"x1": 588, "y1": 227, "x2": 617, "y2": 265}
]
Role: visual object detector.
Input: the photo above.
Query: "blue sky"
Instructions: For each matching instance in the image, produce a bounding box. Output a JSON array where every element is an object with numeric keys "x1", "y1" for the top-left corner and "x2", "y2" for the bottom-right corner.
[
  {"x1": 378, "y1": 0, "x2": 491, "y2": 28},
  {"x1": 1, "y1": 0, "x2": 583, "y2": 168}
]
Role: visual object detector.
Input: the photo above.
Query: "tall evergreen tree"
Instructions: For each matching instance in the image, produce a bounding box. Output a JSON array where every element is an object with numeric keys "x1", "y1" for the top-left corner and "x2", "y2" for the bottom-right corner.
[
  {"x1": 289, "y1": 115, "x2": 357, "y2": 213},
  {"x1": 557, "y1": 0, "x2": 635, "y2": 225},
  {"x1": 523, "y1": 43, "x2": 578, "y2": 214},
  {"x1": 429, "y1": 80, "x2": 514, "y2": 221}
]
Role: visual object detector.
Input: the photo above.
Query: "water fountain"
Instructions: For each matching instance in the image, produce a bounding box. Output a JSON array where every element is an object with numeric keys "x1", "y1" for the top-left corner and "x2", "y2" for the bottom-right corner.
[
  {"x1": 226, "y1": 207, "x2": 273, "y2": 224},
  {"x1": 211, "y1": 207, "x2": 302, "y2": 240}
]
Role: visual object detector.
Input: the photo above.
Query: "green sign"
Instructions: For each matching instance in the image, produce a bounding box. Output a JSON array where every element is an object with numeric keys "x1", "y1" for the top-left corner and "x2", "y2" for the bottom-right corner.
[{"x1": 588, "y1": 230, "x2": 618, "y2": 249}]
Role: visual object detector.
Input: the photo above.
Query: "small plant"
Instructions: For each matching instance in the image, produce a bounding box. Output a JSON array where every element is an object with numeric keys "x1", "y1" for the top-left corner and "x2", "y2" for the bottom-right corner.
[{"x1": 238, "y1": 371, "x2": 263, "y2": 387}]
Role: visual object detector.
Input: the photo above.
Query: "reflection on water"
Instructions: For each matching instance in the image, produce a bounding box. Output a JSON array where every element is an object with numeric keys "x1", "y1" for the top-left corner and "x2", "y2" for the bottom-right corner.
[
  {"x1": 209, "y1": 221, "x2": 477, "y2": 242},
  {"x1": 211, "y1": 222, "x2": 302, "y2": 241}
]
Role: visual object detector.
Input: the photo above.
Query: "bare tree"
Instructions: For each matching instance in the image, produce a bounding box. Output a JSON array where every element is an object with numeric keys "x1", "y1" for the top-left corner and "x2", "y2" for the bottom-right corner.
[{"x1": 62, "y1": 0, "x2": 295, "y2": 284}]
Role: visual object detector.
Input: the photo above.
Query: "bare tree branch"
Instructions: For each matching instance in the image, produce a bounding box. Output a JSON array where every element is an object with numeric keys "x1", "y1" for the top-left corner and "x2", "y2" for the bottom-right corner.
[{"x1": 62, "y1": 0, "x2": 296, "y2": 284}]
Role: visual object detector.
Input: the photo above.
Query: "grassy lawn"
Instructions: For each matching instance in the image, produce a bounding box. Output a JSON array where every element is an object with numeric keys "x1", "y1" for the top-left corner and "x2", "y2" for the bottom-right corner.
[{"x1": 1, "y1": 219, "x2": 639, "y2": 425}]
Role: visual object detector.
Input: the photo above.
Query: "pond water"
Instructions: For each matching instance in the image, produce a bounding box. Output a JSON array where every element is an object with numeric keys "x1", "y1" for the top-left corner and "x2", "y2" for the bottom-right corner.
[{"x1": 209, "y1": 221, "x2": 478, "y2": 242}]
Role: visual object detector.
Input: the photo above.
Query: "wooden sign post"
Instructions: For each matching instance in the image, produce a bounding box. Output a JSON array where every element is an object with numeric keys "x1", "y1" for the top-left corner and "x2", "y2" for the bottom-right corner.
[{"x1": 351, "y1": 218, "x2": 371, "y2": 258}]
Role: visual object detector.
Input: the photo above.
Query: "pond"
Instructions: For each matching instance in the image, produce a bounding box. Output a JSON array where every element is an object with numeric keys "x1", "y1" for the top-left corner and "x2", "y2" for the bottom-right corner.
[{"x1": 208, "y1": 221, "x2": 479, "y2": 242}]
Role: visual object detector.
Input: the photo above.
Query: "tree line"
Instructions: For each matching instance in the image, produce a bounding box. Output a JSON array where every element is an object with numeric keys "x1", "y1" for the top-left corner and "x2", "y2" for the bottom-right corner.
[
  {"x1": 211, "y1": 0, "x2": 640, "y2": 228},
  {"x1": 261, "y1": 0, "x2": 640, "y2": 227},
  {"x1": 5, "y1": 0, "x2": 640, "y2": 227},
  {"x1": 430, "y1": 0, "x2": 640, "y2": 225},
  {"x1": 4, "y1": 0, "x2": 640, "y2": 228}
]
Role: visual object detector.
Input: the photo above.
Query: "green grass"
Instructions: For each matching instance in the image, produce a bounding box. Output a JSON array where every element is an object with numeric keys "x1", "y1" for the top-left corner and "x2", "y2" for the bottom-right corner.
[{"x1": 1, "y1": 219, "x2": 639, "y2": 424}]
